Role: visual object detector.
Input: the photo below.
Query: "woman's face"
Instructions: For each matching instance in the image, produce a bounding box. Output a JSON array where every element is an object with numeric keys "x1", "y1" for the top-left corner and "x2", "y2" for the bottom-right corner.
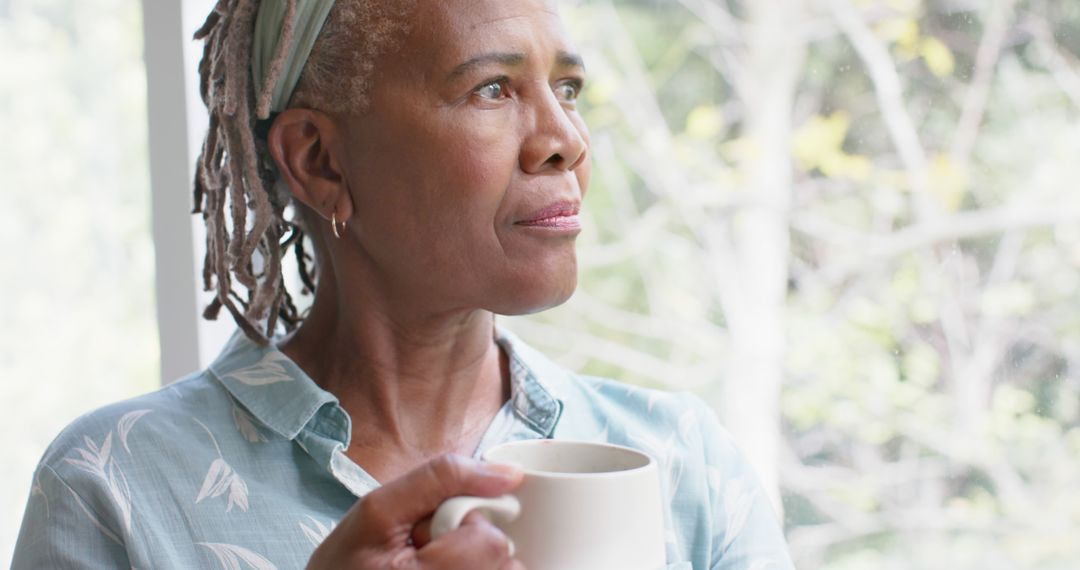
[{"x1": 333, "y1": 0, "x2": 591, "y2": 316}]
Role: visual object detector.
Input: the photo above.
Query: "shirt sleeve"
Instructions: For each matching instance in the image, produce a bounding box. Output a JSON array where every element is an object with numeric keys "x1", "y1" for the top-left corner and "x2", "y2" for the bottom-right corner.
[
  {"x1": 689, "y1": 397, "x2": 796, "y2": 570},
  {"x1": 11, "y1": 463, "x2": 131, "y2": 569}
]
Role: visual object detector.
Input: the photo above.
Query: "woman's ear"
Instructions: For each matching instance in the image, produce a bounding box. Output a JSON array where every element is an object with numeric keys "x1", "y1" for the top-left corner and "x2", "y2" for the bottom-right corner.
[{"x1": 266, "y1": 109, "x2": 353, "y2": 223}]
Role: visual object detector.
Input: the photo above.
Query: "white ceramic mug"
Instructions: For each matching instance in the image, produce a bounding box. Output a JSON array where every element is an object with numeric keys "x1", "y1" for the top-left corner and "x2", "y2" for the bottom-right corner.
[{"x1": 431, "y1": 440, "x2": 667, "y2": 570}]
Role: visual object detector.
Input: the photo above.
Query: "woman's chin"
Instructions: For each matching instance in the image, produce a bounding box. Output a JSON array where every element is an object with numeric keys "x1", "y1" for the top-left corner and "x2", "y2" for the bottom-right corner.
[{"x1": 489, "y1": 272, "x2": 578, "y2": 316}]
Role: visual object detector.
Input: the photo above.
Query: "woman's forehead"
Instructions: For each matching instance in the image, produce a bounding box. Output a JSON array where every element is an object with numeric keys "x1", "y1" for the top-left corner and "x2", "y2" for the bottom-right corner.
[
  {"x1": 426, "y1": 0, "x2": 562, "y2": 28},
  {"x1": 406, "y1": 0, "x2": 571, "y2": 61}
]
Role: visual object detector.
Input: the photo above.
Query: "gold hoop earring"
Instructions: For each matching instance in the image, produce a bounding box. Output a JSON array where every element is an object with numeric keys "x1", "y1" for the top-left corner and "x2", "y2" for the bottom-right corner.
[{"x1": 331, "y1": 212, "x2": 346, "y2": 239}]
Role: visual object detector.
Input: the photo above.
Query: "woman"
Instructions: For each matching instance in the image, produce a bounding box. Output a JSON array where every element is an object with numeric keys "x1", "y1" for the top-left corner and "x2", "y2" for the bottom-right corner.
[{"x1": 14, "y1": 0, "x2": 794, "y2": 568}]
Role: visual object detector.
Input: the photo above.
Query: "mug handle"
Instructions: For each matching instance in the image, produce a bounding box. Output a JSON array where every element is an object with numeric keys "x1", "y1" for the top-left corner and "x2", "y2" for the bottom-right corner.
[{"x1": 430, "y1": 494, "x2": 522, "y2": 554}]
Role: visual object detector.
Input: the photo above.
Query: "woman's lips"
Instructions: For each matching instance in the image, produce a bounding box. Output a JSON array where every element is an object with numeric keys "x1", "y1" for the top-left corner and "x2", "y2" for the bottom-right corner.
[
  {"x1": 517, "y1": 214, "x2": 582, "y2": 230},
  {"x1": 515, "y1": 202, "x2": 582, "y2": 231}
]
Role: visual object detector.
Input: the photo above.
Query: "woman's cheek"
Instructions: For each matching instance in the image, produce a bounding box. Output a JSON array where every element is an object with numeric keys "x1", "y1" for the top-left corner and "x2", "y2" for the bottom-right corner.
[{"x1": 455, "y1": 139, "x2": 516, "y2": 197}]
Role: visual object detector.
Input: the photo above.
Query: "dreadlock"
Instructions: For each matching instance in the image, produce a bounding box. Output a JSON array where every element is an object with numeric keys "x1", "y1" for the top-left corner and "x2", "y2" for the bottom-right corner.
[{"x1": 191, "y1": 0, "x2": 413, "y2": 344}]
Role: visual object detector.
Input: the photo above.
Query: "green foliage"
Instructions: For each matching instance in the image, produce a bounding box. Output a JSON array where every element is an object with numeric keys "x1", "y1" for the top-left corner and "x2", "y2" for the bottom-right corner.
[{"x1": 513, "y1": 0, "x2": 1080, "y2": 567}]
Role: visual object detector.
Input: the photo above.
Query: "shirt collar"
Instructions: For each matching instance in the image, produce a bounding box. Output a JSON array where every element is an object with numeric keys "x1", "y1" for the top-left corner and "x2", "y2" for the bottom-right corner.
[
  {"x1": 206, "y1": 325, "x2": 568, "y2": 441},
  {"x1": 207, "y1": 331, "x2": 338, "y2": 441},
  {"x1": 495, "y1": 325, "x2": 566, "y2": 437}
]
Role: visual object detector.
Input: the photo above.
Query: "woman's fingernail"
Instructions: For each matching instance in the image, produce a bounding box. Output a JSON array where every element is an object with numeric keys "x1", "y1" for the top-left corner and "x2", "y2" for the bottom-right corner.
[{"x1": 485, "y1": 461, "x2": 523, "y2": 479}]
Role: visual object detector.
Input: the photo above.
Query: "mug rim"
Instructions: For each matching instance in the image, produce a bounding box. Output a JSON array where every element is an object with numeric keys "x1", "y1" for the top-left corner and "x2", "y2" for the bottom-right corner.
[{"x1": 481, "y1": 439, "x2": 656, "y2": 479}]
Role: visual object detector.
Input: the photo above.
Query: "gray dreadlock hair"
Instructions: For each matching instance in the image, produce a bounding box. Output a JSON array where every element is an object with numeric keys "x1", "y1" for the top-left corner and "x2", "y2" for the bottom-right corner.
[{"x1": 192, "y1": 0, "x2": 414, "y2": 344}]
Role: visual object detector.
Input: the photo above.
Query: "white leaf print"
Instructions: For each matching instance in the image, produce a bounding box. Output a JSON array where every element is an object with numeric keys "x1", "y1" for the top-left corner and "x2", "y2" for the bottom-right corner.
[
  {"x1": 71, "y1": 433, "x2": 113, "y2": 474},
  {"x1": 298, "y1": 515, "x2": 335, "y2": 548},
  {"x1": 198, "y1": 542, "x2": 278, "y2": 570},
  {"x1": 721, "y1": 478, "x2": 756, "y2": 551},
  {"x1": 707, "y1": 466, "x2": 723, "y2": 496},
  {"x1": 63, "y1": 432, "x2": 134, "y2": 535},
  {"x1": 65, "y1": 457, "x2": 100, "y2": 478},
  {"x1": 193, "y1": 419, "x2": 252, "y2": 513},
  {"x1": 196, "y1": 458, "x2": 235, "y2": 503},
  {"x1": 31, "y1": 468, "x2": 51, "y2": 520},
  {"x1": 196, "y1": 458, "x2": 250, "y2": 513},
  {"x1": 97, "y1": 433, "x2": 113, "y2": 463},
  {"x1": 108, "y1": 459, "x2": 134, "y2": 533},
  {"x1": 666, "y1": 452, "x2": 685, "y2": 504},
  {"x1": 222, "y1": 351, "x2": 295, "y2": 386},
  {"x1": 226, "y1": 475, "x2": 249, "y2": 513},
  {"x1": 117, "y1": 409, "x2": 152, "y2": 453},
  {"x1": 646, "y1": 390, "x2": 663, "y2": 413},
  {"x1": 167, "y1": 383, "x2": 185, "y2": 399},
  {"x1": 64, "y1": 433, "x2": 135, "y2": 537},
  {"x1": 232, "y1": 403, "x2": 267, "y2": 443},
  {"x1": 194, "y1": 418, "x2": 225, "y2": 457},
  {"x1": 67, "y1": 485, "x2": 122, "y2": 545},
  {"x1": 748, "y1": 560, "x2": 780, "y2": 570},
  {"x1": 591, "y1": 424, "x2": 609, "y2": 443},
  {"x1": 677, "y1": 409, "x2": 698, "y2": 445}
]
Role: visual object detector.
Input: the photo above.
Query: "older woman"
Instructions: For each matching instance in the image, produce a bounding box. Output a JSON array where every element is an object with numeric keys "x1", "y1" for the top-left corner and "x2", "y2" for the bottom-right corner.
[{"x1": 13, "y1": 0, "x2": 793, "y2": 568}]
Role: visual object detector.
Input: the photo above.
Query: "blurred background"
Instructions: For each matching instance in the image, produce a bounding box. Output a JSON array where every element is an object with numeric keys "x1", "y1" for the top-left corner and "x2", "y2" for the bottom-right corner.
[{"x1": 3, "y1": 0, "x2": 1080, "y2": 567}]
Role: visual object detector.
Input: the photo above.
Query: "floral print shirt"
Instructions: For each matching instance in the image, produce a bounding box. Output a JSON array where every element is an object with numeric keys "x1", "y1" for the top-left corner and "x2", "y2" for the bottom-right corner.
[{"x1": 13, "y1": 328, "x2": 793, "y2": 569}]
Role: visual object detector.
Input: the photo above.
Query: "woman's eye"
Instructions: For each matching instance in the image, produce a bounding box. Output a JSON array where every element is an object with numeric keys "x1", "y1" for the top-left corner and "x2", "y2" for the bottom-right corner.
[
  {"x1": 555, "y1": 81, "x2": 582, "y2": 103},
  {"x1": 476, "y1": 79, "x2": 506, "y2": 100}
]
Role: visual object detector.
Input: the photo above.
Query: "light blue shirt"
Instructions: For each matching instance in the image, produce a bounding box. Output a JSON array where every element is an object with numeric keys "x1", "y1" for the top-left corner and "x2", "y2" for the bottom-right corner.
[{"x1": 14, "y1": 327, "x2": 794, "y2": 569}]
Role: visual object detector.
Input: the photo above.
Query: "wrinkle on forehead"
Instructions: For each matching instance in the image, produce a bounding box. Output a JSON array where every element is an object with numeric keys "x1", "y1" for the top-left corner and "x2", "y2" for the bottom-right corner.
[
  {"x1": 423, "y1": 0, "x2": 563, "y2": 30},
  {"x1": 465, "y1": 7, "x2": 561, "y2": 30}
]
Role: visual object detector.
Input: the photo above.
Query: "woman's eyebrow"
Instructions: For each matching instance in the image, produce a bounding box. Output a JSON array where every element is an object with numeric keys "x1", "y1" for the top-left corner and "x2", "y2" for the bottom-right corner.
[
  {"x1": 556, "y1": 51, "x2": 585, "y2": 70},
  {"x1": 446, "y1": 50, "x2": 585, "y2": 81},
  {"x1": 447, "y1": 52, "x2": 527, "y2": 80}
]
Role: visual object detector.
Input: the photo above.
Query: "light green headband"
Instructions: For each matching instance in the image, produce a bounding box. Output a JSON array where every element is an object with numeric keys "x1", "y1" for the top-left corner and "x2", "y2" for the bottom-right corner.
[{"x1": 251, "y1": 0, "x2": 337, "y2": 117}]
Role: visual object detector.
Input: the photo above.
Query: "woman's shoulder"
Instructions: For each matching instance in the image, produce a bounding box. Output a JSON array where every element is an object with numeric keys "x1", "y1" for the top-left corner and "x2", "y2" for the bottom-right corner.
[
  {"x1": 499, "y1": 328, "x2": 716, "y2": 436},
  {"x1": 35, "y1": 370, "x2": 230, "y2": 472},
  {"x1": 574, "y1": 374, "x2": 704, "y2": 414},
  {"x1": 552, "y1": 371, "x2": 738, "y2": 455},
  {"x1": 558, "y1": 373, "x2": 731, "y2": 445}
]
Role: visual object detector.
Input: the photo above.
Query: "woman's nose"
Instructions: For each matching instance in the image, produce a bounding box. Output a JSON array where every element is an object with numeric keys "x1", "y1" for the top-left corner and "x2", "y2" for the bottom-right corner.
[{"x1": 519, "y1": 87, "x2": 588, "y2": 174}]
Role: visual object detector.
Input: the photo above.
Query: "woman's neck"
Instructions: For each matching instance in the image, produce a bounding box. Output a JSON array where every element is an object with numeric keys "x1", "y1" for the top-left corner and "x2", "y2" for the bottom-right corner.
[{"x1": 276, "y1": 273, "x2": 511, "y2": 481}]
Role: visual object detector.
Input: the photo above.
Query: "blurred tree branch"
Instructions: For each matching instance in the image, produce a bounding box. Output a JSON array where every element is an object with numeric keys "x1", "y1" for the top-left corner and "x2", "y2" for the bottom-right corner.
[
  {"x1": 794, "y1": 204, "x2": 1080, "y2": 282},
  {"x1": 950, "y1": 0, "x2": 1018, "y2": 165}
]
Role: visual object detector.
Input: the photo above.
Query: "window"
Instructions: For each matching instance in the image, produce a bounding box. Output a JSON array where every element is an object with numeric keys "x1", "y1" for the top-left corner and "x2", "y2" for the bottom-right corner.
[{"x1": 0, "y1": 0, "x2": 157, "y2": 564}]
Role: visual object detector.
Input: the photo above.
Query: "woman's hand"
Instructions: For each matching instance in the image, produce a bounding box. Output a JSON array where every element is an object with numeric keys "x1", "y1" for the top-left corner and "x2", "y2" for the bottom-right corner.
[{"x1": 306, "y1": 454, "x2": 525, "y2": 569}]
